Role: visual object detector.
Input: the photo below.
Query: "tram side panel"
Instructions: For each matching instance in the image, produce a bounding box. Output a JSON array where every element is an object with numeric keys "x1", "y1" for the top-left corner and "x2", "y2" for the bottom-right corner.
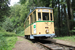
[
  {"x1": 24, "y1": 26, "x2": 30, "y2": 35},
  {"x1": 31, "y1": 23, "x2": 37, "y2": 35}
]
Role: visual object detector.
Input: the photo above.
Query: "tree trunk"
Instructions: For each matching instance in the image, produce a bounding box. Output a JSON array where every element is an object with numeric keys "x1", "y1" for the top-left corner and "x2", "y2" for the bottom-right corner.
[
  {"x1": 58, "y1": 0, "x2": 61, "y2": 34},
  {"x1": 66, "y1": 0, "x2": 73, "y2": 30},
  {"x1": 60, "y1": 6, "x2": 62, "y2": 34},
  {"x1": 63, "y1": 4, "x2": 70, "y2": 36}
]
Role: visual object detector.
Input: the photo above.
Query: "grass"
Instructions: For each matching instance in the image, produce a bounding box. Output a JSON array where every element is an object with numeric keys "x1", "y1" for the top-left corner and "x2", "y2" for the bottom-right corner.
[
  {"x1": 0, "y1": 30, "x2": 17, "y2": 50},
  {"x1": 16, "y1": 31, "x2": 24, "y2": 36},
  {"x1": 54, "y1": 36, "x2": 75, "y2": 42},
  {"x1": 6, "y1": 36, "x2": 17, "y2": 50}
]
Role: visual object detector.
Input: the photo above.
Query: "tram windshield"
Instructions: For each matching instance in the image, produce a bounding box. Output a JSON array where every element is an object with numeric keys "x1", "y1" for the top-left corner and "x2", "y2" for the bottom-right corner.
[
  {"x1": 42, "y1": 13, "x2": 49, "y2": 20},
  {"x1": 38, "y1": 13, "x2": 41, "y2": 21}
]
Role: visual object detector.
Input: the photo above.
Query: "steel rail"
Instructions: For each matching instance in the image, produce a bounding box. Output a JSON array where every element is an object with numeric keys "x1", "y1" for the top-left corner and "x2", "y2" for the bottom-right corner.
[
  {"x1": 51, "y1": 41, "x2": 75, "y2": 50},
  {"x1": 38, "y1": 42, "x2": 53, "y2": 50}
]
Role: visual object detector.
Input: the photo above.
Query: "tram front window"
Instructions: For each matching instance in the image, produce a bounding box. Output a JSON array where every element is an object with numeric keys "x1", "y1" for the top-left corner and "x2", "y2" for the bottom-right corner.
[
  {"x1": 42, "y1": 13, "x2": 49, "y2": 20},
  {"x1": 38, "y1": 13, "x2": 41, "y2": 21}
]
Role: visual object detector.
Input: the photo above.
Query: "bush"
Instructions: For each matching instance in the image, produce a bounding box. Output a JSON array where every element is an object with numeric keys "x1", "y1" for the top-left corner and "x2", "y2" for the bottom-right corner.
[
  {"x1": 0, "y1": 37, "x2": 7, "y2": 50},
  {"x1": 0, "y1": 30, "x2": 17, "y2": 50},
  {"x1": 17, "y1": 30, "x2": 24, "y2": 36},
  {"x1": 2, "y1": 18, "x2": 14, "y2": 32},
  {"x1": 15, "y1": 26, "x2": 24, "y2": 34}
]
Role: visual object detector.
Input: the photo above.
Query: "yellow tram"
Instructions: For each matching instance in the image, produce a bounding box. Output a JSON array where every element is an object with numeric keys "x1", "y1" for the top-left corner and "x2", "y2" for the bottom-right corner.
[{"x1": 24, "y1": 7, "x2": 55, "y2": 39}]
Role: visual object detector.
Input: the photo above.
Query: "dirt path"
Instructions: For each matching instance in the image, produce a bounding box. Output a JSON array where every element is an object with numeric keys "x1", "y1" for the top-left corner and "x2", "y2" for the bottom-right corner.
[{"x1": 13, "y1": 37, "x2": 45, "y2": 50}]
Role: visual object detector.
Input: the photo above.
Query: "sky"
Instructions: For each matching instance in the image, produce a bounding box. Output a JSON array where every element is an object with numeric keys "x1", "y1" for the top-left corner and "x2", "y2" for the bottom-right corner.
[{"x1": 9, "y1": 0, "x2": 20, "y2": 6}]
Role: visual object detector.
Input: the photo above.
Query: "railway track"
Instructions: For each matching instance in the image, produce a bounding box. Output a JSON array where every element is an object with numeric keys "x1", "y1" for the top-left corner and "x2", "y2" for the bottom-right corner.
[
  {"x1": 37, "y1": 39, "x2": 75, "y2": 50},
  {"x1": 38, "y1": 42, "x2": 75, "y2": 50},
  {"x1": 18, "y1": 36, "x2": 75, "y2": 50}
]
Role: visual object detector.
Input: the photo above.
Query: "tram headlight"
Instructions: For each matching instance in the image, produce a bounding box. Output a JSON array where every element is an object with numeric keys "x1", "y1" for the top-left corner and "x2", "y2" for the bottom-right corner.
[
  {"x1": 39, "y1": 32, "x2": 41, "y2": 34},
  {"x1": 53, "y1": 32, "x2": 54, "y2": 33}
]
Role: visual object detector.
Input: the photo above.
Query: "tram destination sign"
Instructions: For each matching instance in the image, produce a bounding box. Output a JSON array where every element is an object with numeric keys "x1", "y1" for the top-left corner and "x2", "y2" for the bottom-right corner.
[
  {"x1": 42, "y1": 9, "x2": 49, "y2": 12},
  {"x1": 38, "y1": 9, "x2": 49, "y2": 12}
]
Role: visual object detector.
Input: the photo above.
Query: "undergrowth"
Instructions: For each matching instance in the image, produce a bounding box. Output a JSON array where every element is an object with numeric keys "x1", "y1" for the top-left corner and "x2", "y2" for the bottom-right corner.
[
  {"x1": 16, "y1": 31, "x2": 24, "y2": 36},
  {"x1": 54, "y1": 36, "x2": 75, "y2": 42},
  {"x1": 0, "y1": 30, "x2": 17, "y2": 50}
]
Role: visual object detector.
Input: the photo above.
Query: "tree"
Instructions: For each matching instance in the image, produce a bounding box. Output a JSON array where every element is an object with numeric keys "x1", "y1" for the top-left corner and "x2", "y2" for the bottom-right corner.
[
  {"x1": 2, "y1": 18, "x2": 14, "y2": 32},
  {"x1": 0, "y1": 0, "x2": 10, "y2": 22},
  {"x1": 20, "y1": 0, "x2": 29, "y2": 23}
]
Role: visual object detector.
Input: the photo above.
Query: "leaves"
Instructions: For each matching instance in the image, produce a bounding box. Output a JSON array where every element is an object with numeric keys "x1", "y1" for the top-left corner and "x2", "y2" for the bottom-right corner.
[
  {"x1": 8, "y1": 1, "x2": 30, "y2": 33},
  {"x1": 2, "y1": 18, "x2": 14, "y2": 32},
  {"x1": 0, "y1": 0, "x2": 10, "y2": 22}
]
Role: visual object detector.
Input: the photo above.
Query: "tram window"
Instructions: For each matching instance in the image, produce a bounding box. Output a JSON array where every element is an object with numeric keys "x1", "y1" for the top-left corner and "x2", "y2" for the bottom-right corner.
[
  {"x1": 25, "y1": 22, "x2": 26, "y2": 28},
  {"x1": 38, "y1": 13, "x2": 41, "y2": 21},
  {"x1": 42, "y1": 13, "x2": 49, "y2": 20},
  {"x1": 30, "y1": 15, "x2": 33, "y2": 23},
  {"x1": 50, "y1": 13, "x2": 52, "y2": 20},
  {"x1": 25, "y1": 18, "x2": 29, "y2": 28},
  {"x1": 33, "y1": 11, "x2": 36, "y2": 22}
]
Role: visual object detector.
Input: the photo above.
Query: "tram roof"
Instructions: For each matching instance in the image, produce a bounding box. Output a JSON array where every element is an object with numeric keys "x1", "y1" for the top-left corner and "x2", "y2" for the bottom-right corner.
[
  {"x1": 29, "y1": 7, "x2": 53, "y2": 16},
  {"x1": 24, "y1": 7, "x2": 53, "y2": 23},
  {"x1": 34, "y1": 7, "x2": 53, "y2": 9}
]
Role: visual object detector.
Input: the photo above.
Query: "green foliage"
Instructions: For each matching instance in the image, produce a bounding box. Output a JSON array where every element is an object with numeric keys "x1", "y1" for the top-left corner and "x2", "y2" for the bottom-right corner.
[
  {"x1": 20, "y1": 3, "x2": 29, "y2": 23},
  {"x1": 2, "y1": 18, "x2": 14, "y2": 32},
  {"x1": 0, "y1": 0, "x2": 10, "y2": 22},
  {"x1": 6, "y1": 37, "x2": 17, "y2": 50},
  {"x1": 72, "y1": 0, "x2": 75, "y2": 11},
  {"x1": 9, "y1": 1, "x2": 30, "y2": 34},
  {"x1": 70, "y1": 27, "x2": 75, "y2": 36},
  {"x1": 0, "y1": 31, "x2": 16, "y2": 37},
  {"x1": 0, "y1": 37, "x2": 7, "y2": 50},
  {"x1": 54, "y1": 36, "x2": 75, "y2": 42},
  {"x1": 17, "y1": 31, "x2": 24, "y2": 36},
  {"x1": 0, "y1": 30, "x2": 17, "y2": 50},
  {"x1": 20, "y1": 0, "x2": 27, "y2": 4},
  {"x1": 16, "y1": 26, "x2": 24, "y2": 34}
]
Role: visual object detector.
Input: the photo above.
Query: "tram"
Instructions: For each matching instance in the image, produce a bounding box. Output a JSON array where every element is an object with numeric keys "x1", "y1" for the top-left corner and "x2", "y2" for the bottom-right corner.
[{"x1": 24, "y1": 7, "x2": 55, "y2": 39}]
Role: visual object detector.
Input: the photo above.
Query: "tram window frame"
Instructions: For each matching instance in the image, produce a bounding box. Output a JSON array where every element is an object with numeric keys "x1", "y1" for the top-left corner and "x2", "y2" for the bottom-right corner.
[
  {"x1": 38, "y1": 13, "x2": 41, "y2": 21},
  {"x1": 42, "y1": 13, "x2": 49, "y2": 21},
  {"x1": 25, "y1": 17, "x2": 29, "y2": 28},
  {"x1": 50, "y1": 13, "x2": 52, "y2": 21},
  {"x1": 33, "y1": 11, "x2": 36, "y2": 22}
]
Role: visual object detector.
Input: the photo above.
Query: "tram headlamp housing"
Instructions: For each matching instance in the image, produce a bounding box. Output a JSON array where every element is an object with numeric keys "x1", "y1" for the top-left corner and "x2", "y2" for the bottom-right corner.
[{"x1": 39, "y1": 32, "x2": 41, "y2": 34}]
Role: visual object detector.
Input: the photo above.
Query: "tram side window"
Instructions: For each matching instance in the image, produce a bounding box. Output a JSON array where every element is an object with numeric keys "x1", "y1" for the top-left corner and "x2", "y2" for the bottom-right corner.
[
  {"x1": 30, "y1": 15, "x2": 33, "y2": 23},
  {"x1": 33, "y1": 11, "x2": 36, "y2": 22},
  {"x1": 38, "y1": 13, "x2": 41, "y2": 21},
  {"x1": 25, "y1": 18, "x2": 29, "y2": 28},
  {"x1": 43, "y1": 13, "x2": 49, "y2": 20},
  {"x1": 50, "y1": 13, "x2": 52, "y2": 20}
]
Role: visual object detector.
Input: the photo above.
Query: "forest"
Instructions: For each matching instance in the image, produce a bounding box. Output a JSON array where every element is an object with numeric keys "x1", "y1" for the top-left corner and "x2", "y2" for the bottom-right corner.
[{"x1": 0, "y1": 0, "x2": 75, "y2": 50}]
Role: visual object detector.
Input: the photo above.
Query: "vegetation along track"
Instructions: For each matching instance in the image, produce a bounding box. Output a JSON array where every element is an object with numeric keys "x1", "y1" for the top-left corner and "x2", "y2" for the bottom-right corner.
[{"x1": 18, "y1": 36, "x2": 75, "y2": 50}]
